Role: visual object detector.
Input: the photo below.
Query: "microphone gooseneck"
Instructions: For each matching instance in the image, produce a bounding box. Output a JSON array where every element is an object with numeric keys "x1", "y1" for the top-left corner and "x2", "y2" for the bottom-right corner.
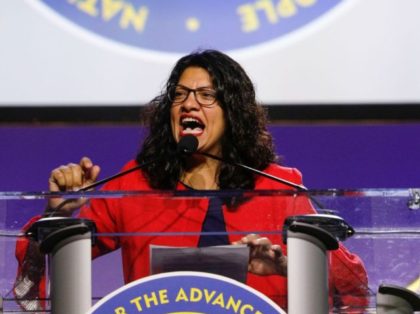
[
  {"x1": 178, "y1": 135, "x2": 310, "y2": 193},
  {"x1": 198, "y1": 151, "x2": 307, "y2": 191},
  {"x1": 196, "y1": 151, "x2": 325, "y2": 210}
]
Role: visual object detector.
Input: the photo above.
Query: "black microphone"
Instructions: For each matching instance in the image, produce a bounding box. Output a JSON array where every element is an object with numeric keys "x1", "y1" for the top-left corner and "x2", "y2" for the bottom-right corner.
[{"x1": 177, "y1": 134, "x2": 199, "y2": 155}]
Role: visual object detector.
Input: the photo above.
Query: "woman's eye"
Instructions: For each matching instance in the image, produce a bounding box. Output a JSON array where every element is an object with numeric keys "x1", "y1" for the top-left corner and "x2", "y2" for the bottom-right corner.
[
  {"x1": 200, "y1": 91, "x2": 215, "y2": 99},
  {"x1": 174, "y1": 90, "x2": 187, "y2": 98}
]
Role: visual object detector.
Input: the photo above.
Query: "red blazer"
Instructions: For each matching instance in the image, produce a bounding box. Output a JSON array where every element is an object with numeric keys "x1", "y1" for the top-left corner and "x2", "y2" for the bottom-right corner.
[{"x1": 16, "y1": 161, "x2": 368, "y2": 311}]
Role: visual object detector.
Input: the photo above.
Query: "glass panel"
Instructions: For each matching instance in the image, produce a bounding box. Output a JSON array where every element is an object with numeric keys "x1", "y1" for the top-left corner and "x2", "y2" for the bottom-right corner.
[{"x1": 1, "y1": 189, "x2": 419, "y2": 313}]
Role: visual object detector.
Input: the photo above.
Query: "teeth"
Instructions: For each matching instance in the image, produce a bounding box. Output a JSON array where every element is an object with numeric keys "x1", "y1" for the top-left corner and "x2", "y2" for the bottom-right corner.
[
  {"x1": 180, "y1": 116, "x2": 204, "y2": 135},
  {"x1": 183, "y1": 128, "x2": 202, "y2": 134},
  {"x1": 181, "y1": 117, "x2": 200, "y2": 123}
]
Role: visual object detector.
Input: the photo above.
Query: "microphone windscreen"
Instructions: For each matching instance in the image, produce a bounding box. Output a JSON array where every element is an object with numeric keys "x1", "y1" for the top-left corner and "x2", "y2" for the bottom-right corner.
[{"x1": 177, "y1": 135, "x2": 198, "y2": 155}]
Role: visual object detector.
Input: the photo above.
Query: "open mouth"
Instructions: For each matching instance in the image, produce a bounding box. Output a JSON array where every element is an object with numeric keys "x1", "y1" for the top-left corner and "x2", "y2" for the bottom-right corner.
[{"x1": 180, "y1": 116, "x2": 205, "y2": 135}]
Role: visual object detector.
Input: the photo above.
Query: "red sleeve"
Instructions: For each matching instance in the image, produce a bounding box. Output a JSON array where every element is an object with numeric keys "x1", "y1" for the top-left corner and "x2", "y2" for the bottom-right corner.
[
  {"x1": 79, "y1": 160, "x2": 145, "y2": 257},
  {"x1": 329, "y1": 243, "x2": 370, "y2": 311},
  {"x1": 79, "y1": 196, "x2": 120, "y2": 259},
  {"x1": 14, "y1": 215, "x2": 47, "y2": 311},
  {"x1": 270, "y1": 165, "x2": 370, "y2": 310},
  {"x1": 13, "y1": 195, "x2": 120, "y2": 311},
  {"x1": 13, "y1": 160, "x2": 142, "y2": 311},
  {"x1": 13, "y1": 194, "x2": 121, "y2": 311}
]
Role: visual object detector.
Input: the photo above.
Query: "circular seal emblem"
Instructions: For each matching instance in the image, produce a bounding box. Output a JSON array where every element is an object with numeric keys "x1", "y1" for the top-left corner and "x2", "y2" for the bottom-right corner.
[
  {"x1": 88, "y1": 271, "x2": 287, "y2": 313},
  {"x1": 35, "y1": 0, "x2": 344, "y2": 53}
]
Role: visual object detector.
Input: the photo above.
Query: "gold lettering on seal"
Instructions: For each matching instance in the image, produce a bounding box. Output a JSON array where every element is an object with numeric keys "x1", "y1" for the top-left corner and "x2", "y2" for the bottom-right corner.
[
  {"x1": 68, "y1": 0, "x2": 149, "y2": 33},
  {"x1": 102, "y1": 0, "x2": 124, "y2": 21},
  {"x1": 237, "y1": 0, "x2": 318, "y2": 32},
  {"x1": 119, "y1": 3, "x2": 149, "y2": 32},
  {"x1": 68, "y1": 0, "x2": 98, "y2": 17}
]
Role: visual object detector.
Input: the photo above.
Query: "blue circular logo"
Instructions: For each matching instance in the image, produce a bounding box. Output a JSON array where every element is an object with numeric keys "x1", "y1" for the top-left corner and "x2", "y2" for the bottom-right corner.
[
  {"x1": 88, "y1": 271, "x2": 286, "y2": 313},
  {"x1": 37, "y1": 0, "x2": 344, "y2": 53}
]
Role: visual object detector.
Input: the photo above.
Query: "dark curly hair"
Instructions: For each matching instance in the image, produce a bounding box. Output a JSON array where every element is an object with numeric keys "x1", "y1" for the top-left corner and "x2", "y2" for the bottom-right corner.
[{"x1": 136, "y1": 49, "x2": 277, "y2": 190}]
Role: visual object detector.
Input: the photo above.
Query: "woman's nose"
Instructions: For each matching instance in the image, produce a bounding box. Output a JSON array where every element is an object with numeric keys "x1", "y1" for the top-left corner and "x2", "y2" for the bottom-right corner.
[{"x1": 181, "y1": 91, "x2": 200, "y2": 111}]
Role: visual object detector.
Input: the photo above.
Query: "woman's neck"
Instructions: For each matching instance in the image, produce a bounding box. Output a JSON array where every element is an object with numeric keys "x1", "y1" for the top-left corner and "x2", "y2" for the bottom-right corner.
[{"x1": 181, "y1": 156, "x2": 221, "y2": 190}]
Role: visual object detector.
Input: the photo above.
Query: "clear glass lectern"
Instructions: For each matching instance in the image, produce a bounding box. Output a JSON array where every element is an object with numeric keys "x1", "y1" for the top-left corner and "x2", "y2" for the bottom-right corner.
[{"x1": 0, "y1": 189, "x2": 419, "y2": 313}]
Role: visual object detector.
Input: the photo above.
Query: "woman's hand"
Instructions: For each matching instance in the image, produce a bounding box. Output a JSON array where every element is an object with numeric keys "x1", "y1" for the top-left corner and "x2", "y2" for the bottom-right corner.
[
  {"x1": 233, "y1": 234, "x2": 287, "y2": 276},
  {"x1": 46, "y1": 157, "x2": 100, "y2": 216}
]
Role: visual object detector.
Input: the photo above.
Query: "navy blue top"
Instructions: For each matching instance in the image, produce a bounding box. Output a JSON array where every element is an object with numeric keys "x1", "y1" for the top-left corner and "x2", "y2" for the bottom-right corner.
[
  {"x1": 197, "y1": 196, "x2": 229, "y2": 247},
  {"x1": 180, "y1": 181, "x2": 229, "y2": 247}
]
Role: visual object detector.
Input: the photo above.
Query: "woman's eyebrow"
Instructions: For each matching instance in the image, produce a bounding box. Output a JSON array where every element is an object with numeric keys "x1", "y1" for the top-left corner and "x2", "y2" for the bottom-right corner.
[{"x1": 176, "y1": 84, "x2": 214, "y2": 90}]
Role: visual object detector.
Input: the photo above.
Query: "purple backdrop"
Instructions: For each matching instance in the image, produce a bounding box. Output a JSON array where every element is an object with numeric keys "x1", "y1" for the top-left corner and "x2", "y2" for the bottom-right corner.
[{"x1": 1, "y1": 123, "x2": 419, "y2": 191}]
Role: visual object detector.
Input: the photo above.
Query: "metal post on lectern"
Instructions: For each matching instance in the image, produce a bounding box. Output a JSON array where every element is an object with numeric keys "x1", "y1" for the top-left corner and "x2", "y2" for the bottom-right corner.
[
  {"x1": 283, "y1": 214, "x2": 354, "y2": 314},
  {"x1": 27, "y1": 217, "x2": 96, "y2": 314},
  {"x1": 376, "y1": 283, "x2": 420, "y2": 314}
]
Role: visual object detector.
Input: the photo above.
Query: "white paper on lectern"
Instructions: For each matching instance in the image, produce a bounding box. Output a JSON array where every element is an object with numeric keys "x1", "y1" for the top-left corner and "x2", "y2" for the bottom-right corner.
[{"x1": 150, "y1": 245, "x2": 250, "y2": 283}]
